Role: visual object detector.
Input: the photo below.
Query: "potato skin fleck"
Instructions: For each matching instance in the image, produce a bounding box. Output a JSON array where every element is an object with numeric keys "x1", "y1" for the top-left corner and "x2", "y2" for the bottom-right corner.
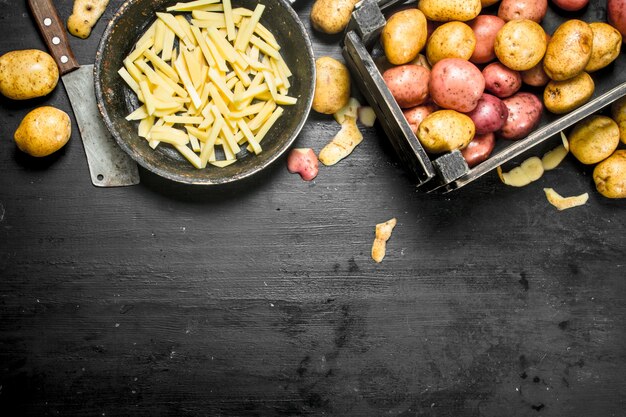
[{"x1": 0, "y1": 49, "x2": 59, "y2": 100}]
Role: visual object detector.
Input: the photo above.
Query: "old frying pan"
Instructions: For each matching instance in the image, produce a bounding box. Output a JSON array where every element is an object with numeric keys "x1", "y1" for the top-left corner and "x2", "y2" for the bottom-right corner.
[{"x1": 94, "y1": 0, "x2": 315, "y2": 184}]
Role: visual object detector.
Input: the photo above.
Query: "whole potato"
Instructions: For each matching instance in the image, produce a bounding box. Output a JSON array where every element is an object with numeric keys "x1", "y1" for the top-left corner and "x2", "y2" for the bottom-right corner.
[
  {"x1": 0, "y1": 49, "x2": 59, "y2": 100},
  {"x1": 469, "y1": 15, "x2": 506, "y2": 64},
  {"x1": 417, "y1": 0, "x2": 482, "y2": 22},
  {"x1": 543, "y1": 71, "x2": 594, "y2": 114},
  {"x1": 498, "y1": 92, "x2": 543, "y2": 140},
  {"x1": 426, "y1": 21, "x2": 476, "y2": 65},
  {"x1": 482, "y1": 62, "x2": 522, "y2": 98},
  {"x1": 543, "y1": 20, "x2": 593, "y2": 81},
  {"x1": 417, "y1": 110, "x2": 475, "y2": 153},
  {"x1": 14, "y1": 106, "x2": 71, "y2": 157},
  {"x1": 312, "y1": 57, "x2": 351, "y2": 114},
  {"x1": 381, "y1": 9, "x2": 428, "y2": 65},
  {"x1": 607, "y1": 0, "x2": 626, "y2": 40},
  {"x1": 403, "y1": 103, "x2": 438, "y2": 134},
  {"x1": 466, "y1": 93, "x2": 509, "y2": 134},
  {"x1": 568, "y1": 115, "x2": 620, "y2": 164},
  {"x1": 594, "y1": 150, "x2": 626, "y2": 198},
  {"x1": 521, "y1": 60, "x2": 550, "y2": 86},
  {"x1": 383, "y1": 64, "x2": 430, "y2": 108},
  {"x1": 585, "y1": 22, "x2": 622, "y2": 72},
  {"x1": 461, "y1": 132, "x2": 496, "y2": 167},
  {"x1": 429, "y1": 58, "x2": 485, "y2": 112},
  {"x1": 552, "y1": 0, "x2": 589, "y2": 11},
  {"x1": 497, "y1": 0, "x2": 548, "y2": 23},
  {"x1": 494, "y1": 19, "x2": 547, "y2": 71},
  {"x1": 310, "y1": 0, "x2": 359, "y2": 35},
  {"x1": 482, "y1": 0, "x2": 501, "y2": 6},
  {"x1": 610, "y1": 96, "x2": 626, "y2": 144}
]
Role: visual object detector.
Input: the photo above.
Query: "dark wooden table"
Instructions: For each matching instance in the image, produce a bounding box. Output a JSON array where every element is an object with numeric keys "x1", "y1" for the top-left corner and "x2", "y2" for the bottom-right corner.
[{"x1": 1, "y1": 1, "x2": 625, "y2": 416}]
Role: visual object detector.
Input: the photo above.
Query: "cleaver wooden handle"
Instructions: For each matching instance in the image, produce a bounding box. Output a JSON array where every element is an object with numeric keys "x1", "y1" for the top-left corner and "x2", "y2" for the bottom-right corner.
[{"x1": 28, "y1": 0, "x2": 80, "y2": 75}]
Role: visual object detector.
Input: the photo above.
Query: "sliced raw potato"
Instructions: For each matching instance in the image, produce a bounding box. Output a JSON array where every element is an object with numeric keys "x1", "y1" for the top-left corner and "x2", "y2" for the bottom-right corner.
[
  {"x1": 497, "y1": 156, "x2": 544, "y2": 187},
  {"x1": 371, "y1": 218, "x2": 397, "y2": 263},
  {"x1": 333, "y1": 97, "x2": 360, "y2": 124},
  {"x1": 544, "y1": 188, "x2": 589, "y2": 211},
  {"x1": 318, "y1": 117, "x2": 364, "y2": 166}
]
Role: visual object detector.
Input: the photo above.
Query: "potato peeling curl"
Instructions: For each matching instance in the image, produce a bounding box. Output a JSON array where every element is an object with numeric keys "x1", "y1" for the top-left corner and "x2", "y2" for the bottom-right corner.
[{"x1": 371, "y1": 218, "x2": 397, "y2": 263}]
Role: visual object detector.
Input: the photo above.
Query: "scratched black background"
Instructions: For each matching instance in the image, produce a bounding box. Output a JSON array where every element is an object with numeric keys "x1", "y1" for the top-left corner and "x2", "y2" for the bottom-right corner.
[{"x1": 1, "y1": 0, "x2": 625, "y2": 416}]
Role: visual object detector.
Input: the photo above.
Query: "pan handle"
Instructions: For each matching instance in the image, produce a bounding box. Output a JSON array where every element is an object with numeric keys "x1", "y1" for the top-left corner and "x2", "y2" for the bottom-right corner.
[{"x1": 28, "y1": 0, "x2": 80, "y2": 75}]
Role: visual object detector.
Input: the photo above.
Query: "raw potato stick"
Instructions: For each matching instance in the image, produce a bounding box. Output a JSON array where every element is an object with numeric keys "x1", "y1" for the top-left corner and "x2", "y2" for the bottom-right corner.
[{"x1": 67, "y1": 0, "x2": 110, "y2": 39}]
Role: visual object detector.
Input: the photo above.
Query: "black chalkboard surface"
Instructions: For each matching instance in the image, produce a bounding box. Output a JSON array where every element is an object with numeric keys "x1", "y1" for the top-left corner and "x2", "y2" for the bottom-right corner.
[{"x1": 1, "y1": 1, "x2": 625, "y2": 416}]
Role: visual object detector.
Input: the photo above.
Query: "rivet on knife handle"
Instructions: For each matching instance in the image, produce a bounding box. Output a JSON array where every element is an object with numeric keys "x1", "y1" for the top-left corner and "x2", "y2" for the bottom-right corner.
[{"x1": 28, "y1": 0, "x2": 80, "y2": 75}]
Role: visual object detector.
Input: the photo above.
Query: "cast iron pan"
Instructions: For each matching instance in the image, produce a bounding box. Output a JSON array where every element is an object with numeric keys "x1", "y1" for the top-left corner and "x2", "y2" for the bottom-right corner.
[{"x1": 95, "y1": 0, "x2": 315, "y2": 185}]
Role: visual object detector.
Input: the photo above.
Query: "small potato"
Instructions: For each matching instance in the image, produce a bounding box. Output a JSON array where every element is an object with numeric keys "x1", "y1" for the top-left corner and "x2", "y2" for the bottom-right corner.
[
  {"x1": 594, "y1": 150, "x2": 626, "y2": 198},
  {"x1": 552, "y1": 0, "x2": 589, "y2": 11},
  {"x1": 469, "y1": 15, "x2": 506, "y2": 64},
  {"x1": 310, "y1": 0, "x2": 360, "y2": 35},
  {"x1": 610, "y1": 96, "x2": 626, "y2": 144},
  {"x1": 14, "y1": 106, "x2": 71, "y2": 157},
  {"x1": 497, "y1": 0, "x2": 548, "y2": 23},
  {"x1": 521, "y1": 60, "x2": 550, "y2": 86},
  {"x1": 429, "y1": 58, "x2": 485, "y2": 112},
  {"x1": 417, "y1": 109, "x2": 475, "y2": 153},
  {"x1": 417, "y1": 0, "x2": 482, "y2": 22},
  {"x1": 312, "y1": 57, "x2": 351, "y2": 114},
  {"x1": 466, "y1": 93, "x2": 509, "y2": 134},
  {"x1": 543, "y1": 72, "x2": 595, "y2": 114},
  {"x1": 585, "y1": 22, "x2": 622, "y2": 72},
  {"x1": 461, "y1": 132, "x2": 496, "y2": 167},
  {"x1": 607, "y1": 0, "x2": 626, "y2": 40},
  {"x1": 544, "y1": 19, "x2": 593, "y2": 81},
  {"x1": 381, "y1": 9, "x2": 428, "y2": 65},
  {"x1": 426, "y1": 21, "x2": 476, "y2": 65},
  {"x1": 482, "y1": 62, "x2": 522, "y2": 98},
  {"x1": 498, "y1": 92, "x2": 543, "y2": 140},
  {"x1": 0, "y1": 49, "x2": 59, "y2": 100},
  {"x1": 568, "y1": 115, "x2": 620, "y2": 164},
  {"x1": 494, "y1": 19, "x2": 547, "y2": 71},
  {"x1": 403, "y1": 103, "x2": 438, "y2": 134},
  {"x1": 383, "y1": 64, "x2": 430, "y2": 109}
]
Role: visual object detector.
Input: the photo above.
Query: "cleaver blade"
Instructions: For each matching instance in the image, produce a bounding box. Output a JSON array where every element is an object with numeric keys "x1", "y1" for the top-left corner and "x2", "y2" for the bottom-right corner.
[{"x1": 28, "y1": 0, "x2": 140, "y2": 187}]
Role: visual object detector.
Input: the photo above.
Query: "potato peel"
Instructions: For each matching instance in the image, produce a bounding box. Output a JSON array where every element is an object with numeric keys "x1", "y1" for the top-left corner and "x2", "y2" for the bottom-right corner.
[
  {"x1": 318, "y1": 116, "x2": 363, "y2": 166},
  {"x1": 498, "y1": 156, "x2": 544, "y2": 187},
  {"x1": 371, "y1": 218, "x2": 397, "y2": 263},
  {"x1": 544, "y1": 188, "x2": 589, "y2": 211}
]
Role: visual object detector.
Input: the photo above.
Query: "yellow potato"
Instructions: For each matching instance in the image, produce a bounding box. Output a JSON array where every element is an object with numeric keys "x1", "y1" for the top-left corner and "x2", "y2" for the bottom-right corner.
[
  {"x1": 568, "y1": 115, "x2": 620, "y2": 165},
  {"x1": 594, "y1": 150, "x2": 626, "y2": 198},
  {"x1": 585, "y1": 22, "x2": 622, "y2": 72},
  {"x1": 312, "y1": 56, "x2": 351, "y2": 115},
  {"x1": 610, "y1": 96, "x2": 626, "y2": 144},
  {"x1": 381, "y1": 9, "x2": 428, "y2": 65},
  {"x1": 494, "y1": 19, "x2": 547, "y2": 71},
  {"x1": 426, "y1": 21, "x2": 476, "y2": 65},
  {"x1": 417, "y1": 110, "x2": 475, "y2": 153},
  {"x1": 310, "y1": 0, "x2": 360, "y2": 35},
  {"x1": 543, "y1": 19, "x2": 593, "y2": 81},
  {"x1": 14, "y1": 106, "x2": 71, "y2": 157},
  {"x1": 0, "y1": 49, "x2": 59, "y2": 100},
  {"x1": 543, "y1": 72, "x2": 594, "y2": 114},
  {"x1": 417, "y1": 0, "x2": 482, "y2": 22}
]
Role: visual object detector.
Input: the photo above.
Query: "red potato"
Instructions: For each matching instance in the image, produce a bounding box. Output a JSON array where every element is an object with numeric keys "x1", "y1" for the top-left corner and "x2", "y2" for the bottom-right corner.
[
  {"x1": 383, "y1": 64, "x2": 430, "y2": 108},
  {"x1": 403, "y1": 103, "x2": 438, "y2": 134},
  {"x1": 428, "y1": 58, "x2": 485, "y2": 113},
  {"x1": 521, "y1": 62, "x2": 550, "y2": 86},
  {"x1": 287, "y1": 148, "x2": 319, "y2": 181},
  {"x1": 498, "y1": 92, "x2": 543, "y2": 140},
  {"x1": 482, "y1": 62, "x2": 522, "y2": 98},
  {"x1": 469, "y1": 15, "x2": 506, "y2": 64},
  {"x1": 498, "y1": 0, "x2": 548, "y2": 23},
  {"x1": 461, "y1": 132, "x2": 496, "y2": 167},
  {"x1": 552, "y1": 0, "x2": 589, "y2": 11},
  {"x1": 608, "y1": 0, "x2": 626, "y2": 41},
  {"x1": 466, "y1": 93, "x2": 509, "y2": 134}
]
